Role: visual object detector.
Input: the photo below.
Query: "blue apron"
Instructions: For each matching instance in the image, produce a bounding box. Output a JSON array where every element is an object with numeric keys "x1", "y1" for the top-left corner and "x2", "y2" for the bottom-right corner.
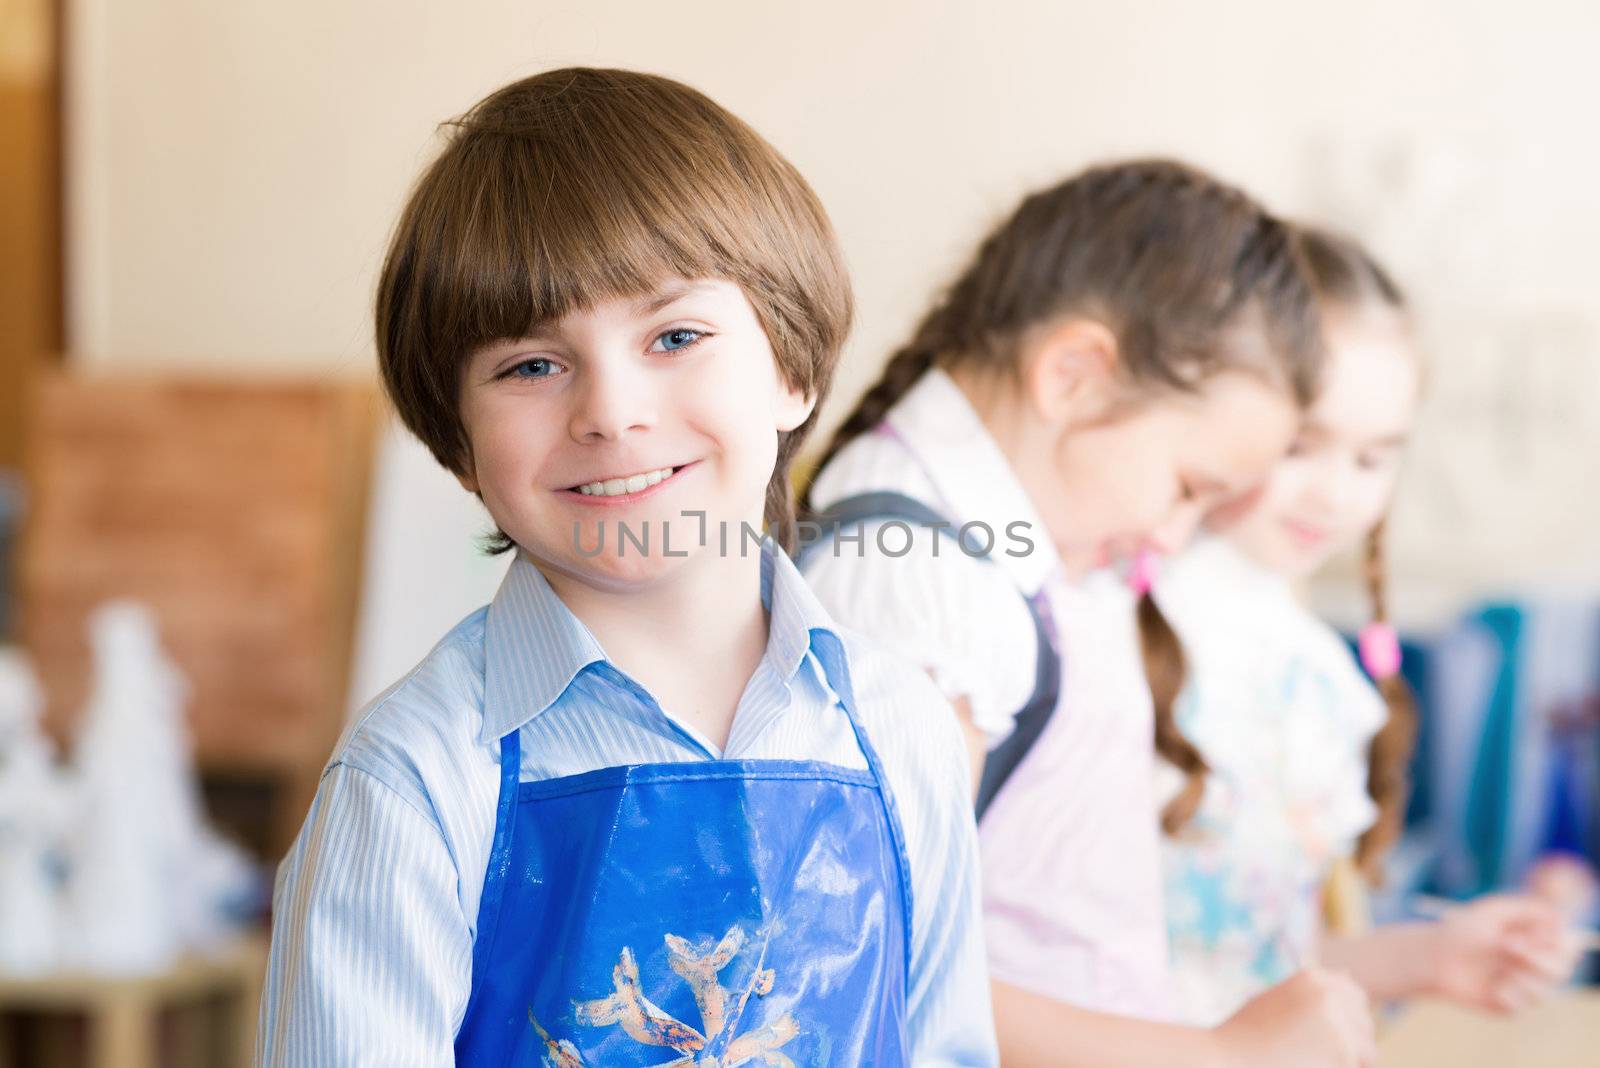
[{"x1": 454, "y1": 682, "x2": 914, "y2": 1066}]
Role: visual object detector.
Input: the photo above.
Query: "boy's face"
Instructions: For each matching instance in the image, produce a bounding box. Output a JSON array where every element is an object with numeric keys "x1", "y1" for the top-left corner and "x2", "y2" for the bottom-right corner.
[{"x1": 456, "y1": 278, "x2": 814, "y2": 591}]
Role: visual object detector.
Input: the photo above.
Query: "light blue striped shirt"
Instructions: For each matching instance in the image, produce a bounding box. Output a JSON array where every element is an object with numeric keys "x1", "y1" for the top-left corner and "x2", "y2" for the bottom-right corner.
[{"x1": 256, "y1": 540, "x2": 997, "y2": 1066}]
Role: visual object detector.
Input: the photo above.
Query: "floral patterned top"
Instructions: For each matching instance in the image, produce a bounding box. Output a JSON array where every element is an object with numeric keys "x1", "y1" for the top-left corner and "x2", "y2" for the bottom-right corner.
[{"x1": 1152, "y1": 539, "x2": 1386, "y2": 1026}]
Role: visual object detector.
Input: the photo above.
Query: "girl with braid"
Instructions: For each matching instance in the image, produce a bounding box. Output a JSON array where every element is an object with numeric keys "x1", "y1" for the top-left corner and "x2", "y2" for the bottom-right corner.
[
  {"x1": 1151, "y1": 225, "x2": 1582, "y2": 1027},
  {"x1": 799, "y1": 161, "x2": 1378, "y2": 1067}
]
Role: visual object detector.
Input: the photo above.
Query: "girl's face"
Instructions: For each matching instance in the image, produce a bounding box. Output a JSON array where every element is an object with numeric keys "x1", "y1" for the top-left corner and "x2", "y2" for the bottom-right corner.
[
  {"x1": 455, "y1": 278, "x2": 813, "y2": 592},
  {"x1": 1009, "y1": 359, "x2": 1301, "y2": 580},
  {"x1": 1215, "y1": 307, "x2": 1421, "y2": 579}
]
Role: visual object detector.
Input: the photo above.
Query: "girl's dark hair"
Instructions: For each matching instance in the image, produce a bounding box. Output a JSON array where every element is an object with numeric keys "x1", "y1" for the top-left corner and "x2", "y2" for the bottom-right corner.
[
  {"x1": 803, "y1": 159, "x2": 1324, "y2": 816},
  {"x1": 804, "y1": 159, "x2": 1322, "y2": 507},
  {"x1": 376, "y1": 68, "x2": 852, "y2": 554}
]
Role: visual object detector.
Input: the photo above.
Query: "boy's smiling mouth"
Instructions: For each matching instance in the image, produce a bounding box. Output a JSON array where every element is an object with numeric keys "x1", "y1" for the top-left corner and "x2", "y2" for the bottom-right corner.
[{"x1": 563, "y1": 462, "x2": 695, "y2": 500}]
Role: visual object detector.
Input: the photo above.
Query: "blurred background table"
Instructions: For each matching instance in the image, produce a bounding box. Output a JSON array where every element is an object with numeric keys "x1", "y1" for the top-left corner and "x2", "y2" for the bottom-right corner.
[
  {"x1": 0, "y1": 932, "x2": 266, "y2": 1068},
  {"x1": 1380, "y1": 991, "x2": 1600, "y2": 1067}
]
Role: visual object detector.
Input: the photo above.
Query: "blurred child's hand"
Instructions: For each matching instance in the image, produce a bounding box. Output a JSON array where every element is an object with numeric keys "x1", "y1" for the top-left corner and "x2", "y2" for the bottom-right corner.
[
  {"x1": 1214, "y1": 968, "x2": 1376, "y2": 1068},
  {"x1": 1430, "y1": 894, "x2": 1579, "y2": 1014},
  {"x1": 1525, "y1": 852, "x2": 1599, "y2": 921}
]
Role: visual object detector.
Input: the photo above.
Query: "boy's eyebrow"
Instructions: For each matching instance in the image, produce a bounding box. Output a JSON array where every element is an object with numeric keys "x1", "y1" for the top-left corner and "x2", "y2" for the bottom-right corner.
[{"x1": 632, "y1": 280, "x2": 717, "y2": 317}]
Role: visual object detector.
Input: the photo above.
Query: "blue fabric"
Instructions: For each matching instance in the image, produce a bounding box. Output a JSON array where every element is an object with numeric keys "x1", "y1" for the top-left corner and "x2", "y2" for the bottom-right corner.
[
  {"x1": 1398, "y1": 636, "x2": 1433, "y2": 829},
  {"x1": 1340, "y1": 632, "x2": 1433, "y2": 829},
  {"x1": 1462, "y1": 605, "x2": 1525, "y2": 895},
  {"x1": 455, "y1": 691, "x2": 914, "y2": 1066}
]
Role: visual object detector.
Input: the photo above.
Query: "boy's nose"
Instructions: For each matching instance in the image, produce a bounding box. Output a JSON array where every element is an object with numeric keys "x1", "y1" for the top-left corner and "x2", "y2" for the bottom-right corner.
[{"x1": 568, "y1": 369, "x2": 657, "y2": 443}]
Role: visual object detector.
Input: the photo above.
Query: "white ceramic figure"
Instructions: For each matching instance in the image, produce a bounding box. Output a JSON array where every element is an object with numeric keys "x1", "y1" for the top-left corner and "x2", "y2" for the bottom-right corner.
[
  {"x1": 64, "y1": 601, "x2": 257, "y2": 975},
  {"x1": 0, "y1": 647, "x2": 73, "y2": 975}
]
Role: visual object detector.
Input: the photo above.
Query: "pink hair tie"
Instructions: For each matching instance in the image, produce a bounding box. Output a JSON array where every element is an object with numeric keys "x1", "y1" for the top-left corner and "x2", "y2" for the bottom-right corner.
[
  {"x1": 1128, "y1": 548, "x2": 1160, "y2": 596},
  {"x1": 1359, "y1": 622, "x2": 1402, "y2": 680}
]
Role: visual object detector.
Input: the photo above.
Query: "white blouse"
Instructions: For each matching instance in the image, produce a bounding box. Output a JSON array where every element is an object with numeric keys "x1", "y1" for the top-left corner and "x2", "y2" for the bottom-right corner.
[
  {"x1": 804, "y1": 368, "x2": 1177, "y2": 1020},
  {"x1": 804, "y1": 370, "x2": 1045, "y2": 743},
  {"x1": 1153, "y1": 538, "x2": 1386, "y2": 1026}
]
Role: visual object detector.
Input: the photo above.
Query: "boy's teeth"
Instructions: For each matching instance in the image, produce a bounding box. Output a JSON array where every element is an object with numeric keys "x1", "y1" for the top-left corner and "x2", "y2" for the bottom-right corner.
[{"x1": 577, "y1": 467, "x2": 675, "y2": 497}]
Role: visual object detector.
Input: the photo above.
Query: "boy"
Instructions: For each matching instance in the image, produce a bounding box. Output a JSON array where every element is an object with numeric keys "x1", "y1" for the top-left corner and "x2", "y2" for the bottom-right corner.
[{"x1": 256, "y1": 68, "x2": 995, "y2": 1066}]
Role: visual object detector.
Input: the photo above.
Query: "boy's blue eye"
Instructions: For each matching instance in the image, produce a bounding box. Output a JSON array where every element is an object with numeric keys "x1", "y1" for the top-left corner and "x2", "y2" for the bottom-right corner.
[
  {"x1": 509, "y1": 358, "x2": 556, "y2": 379},
  {"x1": 651, "y1": 328, "x2": 703, "y2": 352}
]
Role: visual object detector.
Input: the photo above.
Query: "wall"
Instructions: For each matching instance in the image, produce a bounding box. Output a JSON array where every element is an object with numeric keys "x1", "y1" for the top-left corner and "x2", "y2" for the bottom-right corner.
[{"x1": 64, "y1": 0, "x2": 1600, "y2": 668}]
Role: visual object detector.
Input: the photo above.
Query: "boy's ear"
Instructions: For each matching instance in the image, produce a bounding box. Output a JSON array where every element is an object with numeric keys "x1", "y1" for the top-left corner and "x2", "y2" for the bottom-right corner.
[
  {"x1": 775, "y1": 380, "x2": 817, "y2": 434},
  {"x1": 1023, "y1": 317, "x2": 1121, "y2": 424},
  {"x1": 454, "y1": 451, "x2": 480, "y2": 495}
]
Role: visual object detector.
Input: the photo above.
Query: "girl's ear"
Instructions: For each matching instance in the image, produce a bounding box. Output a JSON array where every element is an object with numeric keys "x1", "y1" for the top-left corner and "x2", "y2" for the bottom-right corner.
[
  {"x1": 1023, "y1": 317, "x2": 1122, "y2": 424},
  {"x1": 775, "y1": 380, "x2": 817, "y2": 433}
]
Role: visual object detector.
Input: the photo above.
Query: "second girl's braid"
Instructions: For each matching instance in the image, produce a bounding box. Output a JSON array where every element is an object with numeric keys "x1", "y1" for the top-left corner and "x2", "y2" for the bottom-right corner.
[{"x1": 1355, "y1": 518, "x2": 1419, "y2": 880}]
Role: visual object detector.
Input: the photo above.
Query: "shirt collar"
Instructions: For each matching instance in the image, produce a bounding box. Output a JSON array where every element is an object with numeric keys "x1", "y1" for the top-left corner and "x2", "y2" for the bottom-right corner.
[
  {"x1": 480, "y1": 553, "x2": 608, "y2": 745},
  {"x1": 884, "y1": 367, "x2": 1062, "y2": 594},
  {"x1": 762, "y1": 535, "x2": 858, "y2": 700},
  {"x1": 480, "y1": 539, "x2": 853, "y2": 745}
]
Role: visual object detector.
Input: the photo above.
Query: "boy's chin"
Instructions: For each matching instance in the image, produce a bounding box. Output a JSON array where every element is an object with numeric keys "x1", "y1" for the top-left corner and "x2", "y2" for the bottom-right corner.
[
  {"x1": 517, "y1": 509, "x2": 771, "y2": 591},
  {"x1": 540, "y1": 547, "x2": 701, "y2": 591}
]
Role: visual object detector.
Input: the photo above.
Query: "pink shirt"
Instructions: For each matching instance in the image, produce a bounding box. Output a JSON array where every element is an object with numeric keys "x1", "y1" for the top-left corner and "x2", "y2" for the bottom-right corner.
[
  {"x1": 804, "y1": 369, "x2": 1175, "y2": 1020},
  {"x1": 979, "y1": 568, "x2": 1173, "y2": 1019}
]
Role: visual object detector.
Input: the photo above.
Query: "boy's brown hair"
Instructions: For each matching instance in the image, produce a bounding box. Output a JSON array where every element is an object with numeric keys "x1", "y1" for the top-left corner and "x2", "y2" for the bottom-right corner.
[{"x1": 376, "y1": 67, "x2": 853, "y2": 550}]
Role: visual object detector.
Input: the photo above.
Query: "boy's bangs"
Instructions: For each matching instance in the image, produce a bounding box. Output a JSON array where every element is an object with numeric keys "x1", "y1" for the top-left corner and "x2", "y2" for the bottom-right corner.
[{"x1": 428, "y1": 123, "x2": 762, "y2": 354}]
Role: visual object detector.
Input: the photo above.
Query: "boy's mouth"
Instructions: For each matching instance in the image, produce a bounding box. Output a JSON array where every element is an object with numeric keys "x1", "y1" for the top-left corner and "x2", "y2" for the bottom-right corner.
[{"x1": 565, "y1": 464, "x2": 687, "y2": 498}]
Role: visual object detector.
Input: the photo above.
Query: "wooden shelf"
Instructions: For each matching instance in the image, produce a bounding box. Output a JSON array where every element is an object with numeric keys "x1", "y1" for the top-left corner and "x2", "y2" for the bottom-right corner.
[{"x1": 0, "y1": 931, "x2": 267, "y2": 1068}]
